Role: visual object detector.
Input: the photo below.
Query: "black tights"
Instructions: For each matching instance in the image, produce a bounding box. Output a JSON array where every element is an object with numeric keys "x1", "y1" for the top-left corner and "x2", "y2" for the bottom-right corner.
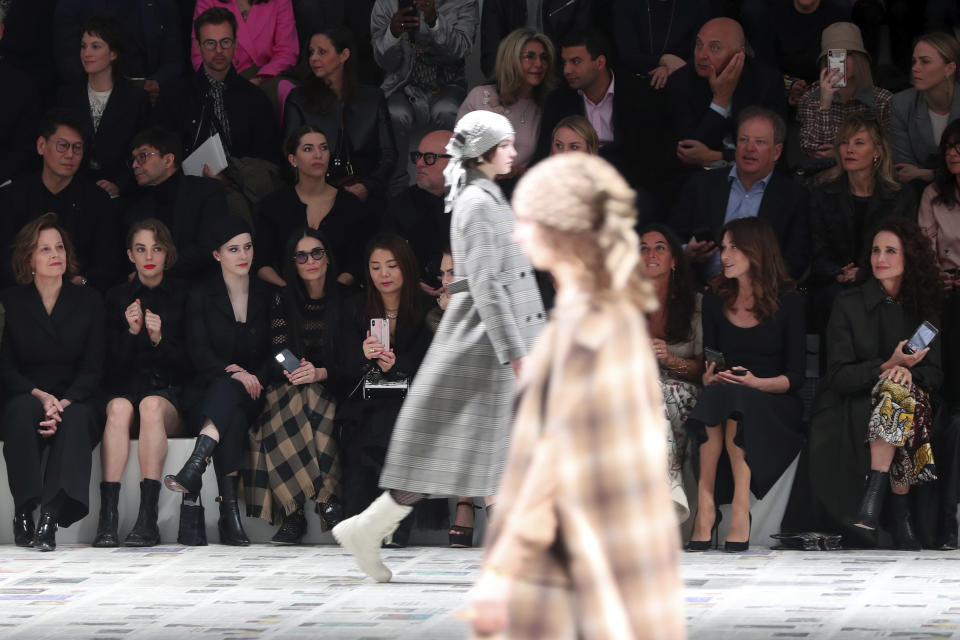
[{"x1": 390, "y1": 490, "x2": 425, "y2": 506}]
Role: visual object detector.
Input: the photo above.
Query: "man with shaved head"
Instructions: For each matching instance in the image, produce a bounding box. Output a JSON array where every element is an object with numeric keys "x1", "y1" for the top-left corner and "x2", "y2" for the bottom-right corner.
[
  {"x1": 381, "y1": 129, "x2": 454, "y2": 292},
  {"x1": 667, "y1": 17, "x2": 786, "y2": 169}
]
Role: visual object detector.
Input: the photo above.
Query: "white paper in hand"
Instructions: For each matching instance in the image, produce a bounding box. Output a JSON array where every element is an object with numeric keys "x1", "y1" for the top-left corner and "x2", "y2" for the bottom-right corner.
[{"x1": 182, "y1": 133, "x2": 228, "y2": 177}]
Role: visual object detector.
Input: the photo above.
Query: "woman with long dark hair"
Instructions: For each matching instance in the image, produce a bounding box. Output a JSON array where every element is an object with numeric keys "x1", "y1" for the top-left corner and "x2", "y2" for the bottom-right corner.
[
  {"x1": 639, "y1": 223, "x2": 703, "y2": 522},
  {"x1": 685, "y1": 216, "x2": 806, "y2": 553},
  {"x1": 283, "y1": 26, "x2": 396, "y2": 206},
  {"x1": 807, "y1": 217, "x2": 943, "y2": 549},
  {"x1": 245, "y1": 227, "x2": 344, "y2": 544}
]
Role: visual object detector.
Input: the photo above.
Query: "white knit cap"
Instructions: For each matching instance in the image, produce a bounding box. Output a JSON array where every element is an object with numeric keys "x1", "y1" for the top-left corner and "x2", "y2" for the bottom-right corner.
[{"x1": 443, "y1": 111, "x2": 515, "y2": 212}]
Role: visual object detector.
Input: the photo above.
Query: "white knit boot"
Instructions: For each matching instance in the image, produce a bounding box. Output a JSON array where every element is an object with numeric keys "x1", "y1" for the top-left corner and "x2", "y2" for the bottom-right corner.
[{"x1": 332, "y1": 491, "x2": 413, "y2": 582}]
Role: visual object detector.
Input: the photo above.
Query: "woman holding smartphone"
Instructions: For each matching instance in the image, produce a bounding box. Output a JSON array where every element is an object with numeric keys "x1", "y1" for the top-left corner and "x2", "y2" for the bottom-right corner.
[
  {"x1": 685, "y1": 216, "x2": 805, "y2": 553},
  {"x1": 334, "y1": 233, "x2": 436, "y2": 546},
  {"x1": 807, "y1": 217, "x2": 943, "y2": 549},
  {"x1": 164, "y1": 216, "x2": 272, "y2": 546},
  {"x1": 245, "y1": 227, "x2": 345, "y2": 544}
]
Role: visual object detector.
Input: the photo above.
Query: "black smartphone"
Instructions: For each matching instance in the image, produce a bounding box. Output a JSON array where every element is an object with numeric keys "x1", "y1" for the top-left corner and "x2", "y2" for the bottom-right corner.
[
  {"x1": 731, "y1": 368, "x2": 748, "y2": 376},
  {"x1": 275, "y1": 348, "x2": 300, "y2": 374},
  {"x1": 902, "y1": 321, "x2": 938, "y2": 354},
  {"x1": 692, "y1": 227, "x2": 715, "y2": 244},
  {"x1": 704, "y1": 347, "x2": 726, "y2": 371}
]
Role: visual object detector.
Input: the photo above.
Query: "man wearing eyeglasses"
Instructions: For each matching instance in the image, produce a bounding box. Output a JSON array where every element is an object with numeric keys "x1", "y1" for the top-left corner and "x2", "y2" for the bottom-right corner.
[
  {"x1": 124, "y1": 127, "x2": 229, "y2": 281},
  {"x1": 0, "y1": 108, "x2": 119, "y2": 290},
  {"x1": 381, "y1": 130, "x2": 453, "y2": 294}
]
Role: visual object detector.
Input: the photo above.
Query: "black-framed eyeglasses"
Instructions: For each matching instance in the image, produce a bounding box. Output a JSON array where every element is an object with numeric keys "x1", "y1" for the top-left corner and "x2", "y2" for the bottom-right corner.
[
  {"x1": 943, "y1": 140, "x2": 960, "y2": 155},
  {"x1": 410, "y1": 151, "x2": 452, "y2": 166},
  {"x1": 200, "y1": 37, "x2": 235, "y2": 51},
  {"x1": 130, "y1": 151, "x2": 160, "y2": 167},
  {"x1": 293, "y1": 247, "x2": 327, "y2": 264},
  {"x1": 54, "y1": 139, "x2": 84, "y2": 155}
]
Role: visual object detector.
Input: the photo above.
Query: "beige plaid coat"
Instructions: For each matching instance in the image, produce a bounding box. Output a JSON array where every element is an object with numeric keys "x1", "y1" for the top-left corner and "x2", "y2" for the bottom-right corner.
[{"x1": 481, "y1": 293, "x2": 685, "y2": 640}]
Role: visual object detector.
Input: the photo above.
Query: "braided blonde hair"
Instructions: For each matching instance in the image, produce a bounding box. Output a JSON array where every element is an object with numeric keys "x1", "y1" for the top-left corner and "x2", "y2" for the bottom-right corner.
[{"x1": 512, "y1": 154, "x2": 656, "y2": 311}]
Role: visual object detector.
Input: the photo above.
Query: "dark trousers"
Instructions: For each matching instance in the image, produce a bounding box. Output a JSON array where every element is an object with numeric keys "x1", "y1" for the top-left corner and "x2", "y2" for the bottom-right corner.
[
  {"x1": 193, "y1": 377, "x2": 263, "y2": 477},
  {"x1": 1, "y1": 394, "x2": 98, "y2": 526}
]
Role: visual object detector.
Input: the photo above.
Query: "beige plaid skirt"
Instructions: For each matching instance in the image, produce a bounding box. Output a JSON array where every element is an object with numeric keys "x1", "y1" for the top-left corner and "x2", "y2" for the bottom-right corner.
[{"x1": 244, "y1": 382, "x2": 339, "y2": 525}]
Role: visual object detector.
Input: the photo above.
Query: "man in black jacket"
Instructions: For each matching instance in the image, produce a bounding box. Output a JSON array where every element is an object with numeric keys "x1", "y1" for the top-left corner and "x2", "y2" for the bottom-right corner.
[
  {"x1": 670, "y1": 107, "x2": 810, "y2": 282},
  {"x1": 667, "y1": 17, "x2": 786, "y2": 169},
  {"x1": 124, "y1": 127, "x2": 229, "y2": 281}
]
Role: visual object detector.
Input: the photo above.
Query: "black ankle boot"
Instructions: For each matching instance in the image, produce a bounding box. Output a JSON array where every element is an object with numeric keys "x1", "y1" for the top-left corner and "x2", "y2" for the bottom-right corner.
[
  {"x1": 13, "y1": 507, "x2": 35, "y2": 547},
  {"x1": 271, "y1": 507, "x2": 307, "y2": 545},
  {"x1": 124, "y1": 479, "x2": 162, "y2": 547},
  {"x1": 853, "y1": 470, "x2": 889, "y2": 530},
  {"x1": 164, "y1": 435, "x2": 217, "y2": 494},
  {"x1": 216, "y1": 475, "x2": 249, "y2": 546},
  {"x1": 937, "y1": 502, "x2": 959, "y2": 550},
  {"x1": 34, "y1": 512, "x2": 57, "y2": 552},
  {"x1": 92, "y1": 482, "x2": 121, "y2": 547},
  {"x1": 318, "y1": 495, "x2": 344, "y2": 529},
  {"x1": 890, "y1": 492, "x2": 922, "y2": 550}
]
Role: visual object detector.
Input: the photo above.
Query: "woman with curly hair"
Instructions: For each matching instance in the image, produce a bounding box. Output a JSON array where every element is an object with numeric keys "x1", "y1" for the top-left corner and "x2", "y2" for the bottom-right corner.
[
  {"x1": 685, "y1": 216, "x2": 806, "y2": 553},
  {"x1": 806, "y1": 217, "x2": 943, "y2": 549},
  {"x1": 639, "y1": 223, "x2": 703, "y2": 522}
]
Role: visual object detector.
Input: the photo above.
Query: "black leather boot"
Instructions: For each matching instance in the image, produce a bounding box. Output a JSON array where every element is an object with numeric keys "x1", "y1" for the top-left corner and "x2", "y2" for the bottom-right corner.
[
  {"x1": 937, "y1": 501, "x2": 959, "y2": 550},
  {"x1": 34, "y1": 512, "x2": 57, "y2": 552},
  {"x1": 271, "y1": 507, "x2": 307, "y2": 545},
  {"x1": 123, "y1": 479, "x2": 162, "y2": 547},
  {"x1": 318, "y1": 495, "x2": 344, "y2": 529},
  {"x1": 216, "y1": 475, "x2": 250, "y2": 546},
  {"x1": 13, "y1": 507, "x2": 35, "y2": 547},
  {"x1": 890, "y1": 492, "x2": 922, "y2": 550},
  {"x1": 164, "y1": 435, "x2": 217, "y2": 494},
  {"x1": 92, "y1": 482, "x2": 121, "y2": 547},
  {"x1": 853, "y1": 470, "x2": 889, "y2": 530}
]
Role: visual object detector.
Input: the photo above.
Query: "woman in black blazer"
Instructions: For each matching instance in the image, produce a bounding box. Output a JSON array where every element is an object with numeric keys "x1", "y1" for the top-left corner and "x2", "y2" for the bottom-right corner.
[
  {"x1": 164, "y1": 217, "x2": 273, "y2": 545},
  {"x1": 94, "y1": 219, "x2": 189, "y2": 549},
  {"x1": 57, "y1": 15, "x2": 151, "y2": 198},
  {"x1": 0, "y1": 213, "x2": 105, "y2": 551}
]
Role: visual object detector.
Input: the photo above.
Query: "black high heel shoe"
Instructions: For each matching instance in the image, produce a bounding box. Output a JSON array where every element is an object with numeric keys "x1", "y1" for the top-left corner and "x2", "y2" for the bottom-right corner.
[
  {"x1": 686, "y1": 509, "x2": 722, "y2": 551},
  {"x1": 724, "y1": 513, "x2": 752, "y2": 553},
  {"x1": 449, "y1": 500, "x2": 479, "y2": 548}
]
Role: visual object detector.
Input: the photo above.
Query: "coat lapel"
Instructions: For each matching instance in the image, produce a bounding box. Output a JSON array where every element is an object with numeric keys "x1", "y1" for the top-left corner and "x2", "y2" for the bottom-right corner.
[{"x1": 26, "y1": 284, "x2": 63, "y2": 341}]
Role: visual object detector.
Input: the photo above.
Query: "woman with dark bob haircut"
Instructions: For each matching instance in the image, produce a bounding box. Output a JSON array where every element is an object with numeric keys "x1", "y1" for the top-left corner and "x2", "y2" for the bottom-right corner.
[
  {"x1": 245, "y1": 227, "x2": 346, "y2": 544},
  {"x1": 0, "y1": 213, "x2": 105, "y2": 551},
  {"x1": 685, "y1": 216, "x2": 806, "y2": 553},
  {"x1": 805, "y1": 217, "x2": 944, "y2": 549}
]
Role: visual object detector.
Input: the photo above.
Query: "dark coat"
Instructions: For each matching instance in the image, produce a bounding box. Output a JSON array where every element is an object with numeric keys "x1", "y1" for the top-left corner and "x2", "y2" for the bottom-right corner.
[
  {"x1": 154, "y1": 66, "x2": 282, "y2": 166},
  {"x1": 123, "y1": 171, "x2": 229, "y2": 280},
  {"x1": 0, "y1": 58, "x2": 41, "y2": 185},
  {"x1": 185, "y1": 273, "x2": 274, "y2": 391},
  {"x1": 479, "y1": 0, "x2": 593, "y2": 77},
  {"x1": 807, "y1": 281, "x2": 942, "y2": 547},
  {"x1": 282, "y1": 85, "x2": 397, "y2": 200},
  {"x1": 533, "y1": 71, "x2": 674, "y2": 190},
  {"x1": 666, "y1": 56, "x2": 786, "y2": 161},
  {"x1": 669, "y1": 168, "x2": 811, "y2": 280},
  {"x1": 809, "y1": 176, "x2": 917, "y2": 286},
  {"x1": 611, "y1": 0, "x2": 710, "y2": 77},
  {"x1": 56, "y1": 80, "x2": 152, "y2": 193},
  {"x1": 380, "y1": 185, "x2": 448, "y2": 288},
  {"x1": 103, "y1": 275, "x2": 190, "y2": 397},
  {"x1": 0, "y1": 282, "x2": 104, "y2": 402}
]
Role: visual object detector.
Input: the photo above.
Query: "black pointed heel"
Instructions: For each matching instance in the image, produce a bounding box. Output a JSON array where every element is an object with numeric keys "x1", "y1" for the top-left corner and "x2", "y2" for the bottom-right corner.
[
  {"x1": 725, "y1": 513, "x2": 752, "y2": 553},
  {"x1": 686, "y1": 508, "x2": 721, "y2": 552}
]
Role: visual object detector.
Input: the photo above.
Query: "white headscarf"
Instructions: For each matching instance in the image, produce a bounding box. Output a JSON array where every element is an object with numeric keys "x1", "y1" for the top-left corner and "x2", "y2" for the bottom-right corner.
[{"x1": 443, "y1": 111, "x2": 515, "y2": 212}]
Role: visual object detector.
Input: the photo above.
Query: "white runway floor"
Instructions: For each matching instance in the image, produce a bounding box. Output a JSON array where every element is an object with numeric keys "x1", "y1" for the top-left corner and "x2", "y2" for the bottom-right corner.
[{"x1": 2, "y1": 544, "x2": 959, "y2": 639}]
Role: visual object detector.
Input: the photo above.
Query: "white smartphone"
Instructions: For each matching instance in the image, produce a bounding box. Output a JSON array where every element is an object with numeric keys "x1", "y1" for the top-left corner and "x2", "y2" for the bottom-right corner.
[
  {"x1": 370, "y1": 318, "x2": 390, "y2": 353},
  {"x1": 827, "y1": 49, "x2": 847, "y2": 88}
]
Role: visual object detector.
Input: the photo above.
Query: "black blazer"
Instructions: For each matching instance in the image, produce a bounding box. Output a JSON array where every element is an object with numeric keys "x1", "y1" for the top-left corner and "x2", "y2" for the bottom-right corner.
[
  {"x1": 669, "y1": 168, "x2": 811, "y2": 280},
  {"x1": 185, "y1": 274, "x2": 274, "y2": 390},
  {"x1": 533, "y1": 71, "x2": 673, "y2": 190},
  {"x1": 56, "y1": 80, "x2": 152, "y2": 193},
  {"x1": 0, "y1": 282, "x2": 104, "y2": 402},
  {"x1": 153, "y1": 66, "x2": 282, "y2": 166},
  {"x1": 124, "y1": 171, "x2": 229, "y2": 280},
  {"x1": 282, "y1": 85, "x2": 398, "y2": 200},
  {"x1": 666, "y1": 56, "x2": 786, "y2": 161},
  {"x1": 380, "y1": 185, "x2": 448, "y2": 287}
]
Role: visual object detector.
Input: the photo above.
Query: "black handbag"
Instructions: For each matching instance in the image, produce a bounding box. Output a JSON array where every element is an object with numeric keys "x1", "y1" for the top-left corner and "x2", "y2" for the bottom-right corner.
[
  {"x1": 177, "y1": 494, "x2": 208, "y2": 546},
  {"x1": 326, "y1": 107, "x2": 357, "y2": 187}
]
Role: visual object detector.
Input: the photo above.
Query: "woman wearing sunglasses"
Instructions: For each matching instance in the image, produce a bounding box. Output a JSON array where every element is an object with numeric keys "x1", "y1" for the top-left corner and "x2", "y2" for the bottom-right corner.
[
  {"x1": 245, "y1": 227, "x2": 346, "y2": 544},
  {"x1": 255, "y1": 125, "x2": 369, "y2": 288}
]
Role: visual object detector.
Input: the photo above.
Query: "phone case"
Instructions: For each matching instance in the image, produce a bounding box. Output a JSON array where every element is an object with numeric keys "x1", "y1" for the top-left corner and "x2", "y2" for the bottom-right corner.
[
  {"x1": 275, "y1": 349, "x2": 300, "y2": 374},
  {"x1": 827, "y1": 49, "x2": 846, "y2": 88},
  {"x1": 370, "y1": 318, "x2": 390, "y2": 353}
]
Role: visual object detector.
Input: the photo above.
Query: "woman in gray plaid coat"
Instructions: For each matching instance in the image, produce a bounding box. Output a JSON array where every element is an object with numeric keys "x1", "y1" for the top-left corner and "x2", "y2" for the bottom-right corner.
[{"x1": 334, "y1": 111, "x2": 546, "y2": 582}]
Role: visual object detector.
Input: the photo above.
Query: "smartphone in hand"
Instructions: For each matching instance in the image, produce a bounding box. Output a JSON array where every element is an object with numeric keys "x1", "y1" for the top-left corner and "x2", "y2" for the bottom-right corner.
[
  {"x1": 902, "y1": 321, "x2": 938, "y2": 355},
  {"x1": 370, "y1": 318, "x2": 390, "y2": 353},
  {"x1": 275, "y1": 348, "x2": 300, "y2": 374}
]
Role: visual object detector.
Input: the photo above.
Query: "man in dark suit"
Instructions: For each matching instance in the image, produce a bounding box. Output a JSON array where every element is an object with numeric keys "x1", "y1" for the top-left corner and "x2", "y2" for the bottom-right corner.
[
  {"x1": 667, "y1": 17, "x2": 786, "y2": 169},
  {"x1": 670, "y1": 107, "x2": 810, "y2": 281},
  {"x1": 0, "y1": 108, "x2": 119, "y2": 290},
  {"x1": 124, "y1": 127, "x2": 229, "y2": 280},
  {"x1": 533, "y1": 29, "x2": 673, "y2": 193}
]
